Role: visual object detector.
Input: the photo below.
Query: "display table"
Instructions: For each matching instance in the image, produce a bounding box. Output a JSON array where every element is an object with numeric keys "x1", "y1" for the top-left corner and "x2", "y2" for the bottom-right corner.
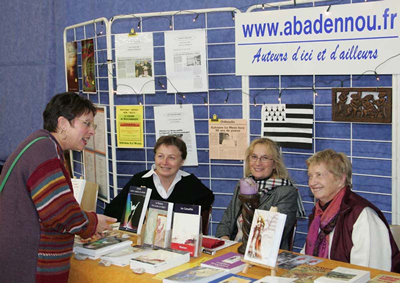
[{"x1": 69, "y1": 238, "x2": 399, "y2": 283}]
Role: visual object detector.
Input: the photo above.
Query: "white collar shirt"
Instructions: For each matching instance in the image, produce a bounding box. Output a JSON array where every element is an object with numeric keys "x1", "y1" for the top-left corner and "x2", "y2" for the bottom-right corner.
[{"x1": 142, "y1": 164, "x2": 190, "y2": 199}]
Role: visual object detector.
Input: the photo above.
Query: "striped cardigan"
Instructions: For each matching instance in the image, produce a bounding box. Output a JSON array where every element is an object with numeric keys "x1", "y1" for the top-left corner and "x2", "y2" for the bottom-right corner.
[{"x1": 0, "y1": 130, "x2": 97, "y2": 283}]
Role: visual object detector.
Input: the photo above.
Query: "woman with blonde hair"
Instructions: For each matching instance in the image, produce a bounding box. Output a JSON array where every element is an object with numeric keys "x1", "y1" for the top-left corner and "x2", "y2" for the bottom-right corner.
[
  {"x1": 304, "y1": 149, "x2": 400, "y2": 272},
  {"x1": 216, "y1": 138, "x2": 304, "y2": 250}
]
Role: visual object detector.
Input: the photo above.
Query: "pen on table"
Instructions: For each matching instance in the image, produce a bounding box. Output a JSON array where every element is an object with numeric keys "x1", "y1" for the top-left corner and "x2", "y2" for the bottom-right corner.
[{"x1": 202, "y1": 248, "x2": 216, "y2": 255}]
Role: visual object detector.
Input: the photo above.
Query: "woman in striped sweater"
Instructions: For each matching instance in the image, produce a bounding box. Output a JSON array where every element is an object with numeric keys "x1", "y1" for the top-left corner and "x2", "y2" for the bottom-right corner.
[{"x1": 0, "y1": 92, "x2": 116, "y2": 283}]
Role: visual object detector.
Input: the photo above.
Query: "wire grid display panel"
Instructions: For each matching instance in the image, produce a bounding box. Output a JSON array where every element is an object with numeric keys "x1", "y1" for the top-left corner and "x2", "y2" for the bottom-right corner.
[
  {"x1": 110, "y1": 10, "x2": 242, "y2": 235},
  {"x1": 65, "y1": 20, "x2": 114, "y2": 200},
  {"x1": 246, "y1": 74, "x2": 393, "y2": 252}
]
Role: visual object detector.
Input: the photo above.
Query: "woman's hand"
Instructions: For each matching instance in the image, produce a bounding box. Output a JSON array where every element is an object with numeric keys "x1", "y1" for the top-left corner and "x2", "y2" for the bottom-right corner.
[
  {"x1": 96, "y1": 214, "x2": 117, "y2": 237},
  {"x1": 220, "y1": 236, "x2": 230, "y2": 240}
]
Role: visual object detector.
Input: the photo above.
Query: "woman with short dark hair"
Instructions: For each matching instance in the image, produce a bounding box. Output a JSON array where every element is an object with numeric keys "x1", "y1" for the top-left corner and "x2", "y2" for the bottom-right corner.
[
  {"x1": 105, "y1": 135, "x2": 214, "y2": 222},
  {"x1": 0, "y1": 92, "x2": 116, "y2": 283}
]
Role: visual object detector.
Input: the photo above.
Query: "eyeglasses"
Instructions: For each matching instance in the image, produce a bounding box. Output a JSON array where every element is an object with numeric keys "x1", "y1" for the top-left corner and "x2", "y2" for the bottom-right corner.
[
  {"x1": 78, "y1": 118, "x2": 97, "y2": 130},
  {"x1": 249, "y1": 155, "x2": 273, "y2": 163}
]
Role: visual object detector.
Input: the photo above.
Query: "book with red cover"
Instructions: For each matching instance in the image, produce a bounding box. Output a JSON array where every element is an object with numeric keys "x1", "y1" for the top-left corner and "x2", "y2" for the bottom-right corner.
[
  {"x1": 170, "y1": 203, "x2": 201, "y2": 257},
  {"x1": 200, "y1": 252, "x2": 245, "y2": 274}
]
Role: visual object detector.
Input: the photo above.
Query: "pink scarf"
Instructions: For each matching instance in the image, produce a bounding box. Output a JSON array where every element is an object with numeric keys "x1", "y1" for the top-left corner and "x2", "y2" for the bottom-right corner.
[{"x1": 305, "y1": 187, "x2": 347, "y2": 258}]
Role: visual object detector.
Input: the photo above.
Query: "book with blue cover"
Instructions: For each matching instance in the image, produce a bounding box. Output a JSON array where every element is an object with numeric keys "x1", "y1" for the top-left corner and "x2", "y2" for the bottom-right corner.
[{"x1": 208, "y1": 273, "x2": 258, "y2": 282}]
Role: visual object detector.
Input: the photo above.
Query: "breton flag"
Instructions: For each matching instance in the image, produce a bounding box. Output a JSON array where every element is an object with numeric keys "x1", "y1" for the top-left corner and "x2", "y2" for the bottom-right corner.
[{"x1": 261, "y1": 104, "x2": 313, "y2": 149}]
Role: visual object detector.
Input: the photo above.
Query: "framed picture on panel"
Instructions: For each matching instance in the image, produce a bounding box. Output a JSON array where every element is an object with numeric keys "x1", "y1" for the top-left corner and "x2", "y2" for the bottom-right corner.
[{"x1": 332, "y1": 88, "x2": 392, "y2": 123}]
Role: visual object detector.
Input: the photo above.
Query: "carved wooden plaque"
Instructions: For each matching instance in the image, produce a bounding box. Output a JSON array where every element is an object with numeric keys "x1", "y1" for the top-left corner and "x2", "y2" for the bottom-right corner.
[{"x1": 332, "y1": 88, "x2": 392, "y2": 123}]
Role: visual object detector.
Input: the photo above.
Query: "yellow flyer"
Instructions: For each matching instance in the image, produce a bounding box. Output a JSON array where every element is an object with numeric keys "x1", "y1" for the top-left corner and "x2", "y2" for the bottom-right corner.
[{"x1": 116, "y1": 105, "x2": 144, "y2": 148}]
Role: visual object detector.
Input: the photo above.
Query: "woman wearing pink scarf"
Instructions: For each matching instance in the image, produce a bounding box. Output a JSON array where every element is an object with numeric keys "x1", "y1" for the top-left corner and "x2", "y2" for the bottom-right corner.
[{"x1": 304, "y1": 149, "x2": 400, "y2": 272}]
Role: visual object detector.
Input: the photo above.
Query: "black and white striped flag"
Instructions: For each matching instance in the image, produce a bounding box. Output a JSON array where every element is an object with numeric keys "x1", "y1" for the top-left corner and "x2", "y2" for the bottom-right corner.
[{"x1": 261, "y1": 104, "x2": 313, "y2": 149}]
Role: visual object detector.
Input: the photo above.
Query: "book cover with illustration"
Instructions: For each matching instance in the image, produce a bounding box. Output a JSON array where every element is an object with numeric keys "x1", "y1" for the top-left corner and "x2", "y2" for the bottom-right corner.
[
  {"x1": 81, "y1": 38, "x2": 96, "y2": 93},
  {"x1": 163, "y1": 266, "x2": 228, "y2": 283},
  {"x1": 282, "y1": 264, "x2": 331, "y2": 283},
  {"x1": 369, "y1": 274, "x2": 400, "y2": 282},
  {"x1": 277, "y1": 251, "x2": 323, "y2": 269},
  {"x1": 201, "y1": 252, "x2": 245, "y2": 274},
  {"x1": 170, "y1": 203, "x2": 201, "y2": 257},
  {"x1": 244, "y1": 209, "x2": 287, "y2": 267},
  {"x1": 130, "y1": 248, "x2": 190, "y2": 274},
  {"x1": 209, "y1": 273, "x2": 258, "y2": 283},
  {"x1": 119, "y1": 186, "x2": 152, "y2": 234},
  {"x1": 315, "y1": 266, "x2": 370, "y2": 283},
  {"x1": 65, "y1": 41, "x2": 79, "y2": 92},
  {"x1": 144, "y1": 199, "x2": 174, "y2": 248},
  {"x1": 74, "y1": 235, "x2": 132, "y2": 258}
]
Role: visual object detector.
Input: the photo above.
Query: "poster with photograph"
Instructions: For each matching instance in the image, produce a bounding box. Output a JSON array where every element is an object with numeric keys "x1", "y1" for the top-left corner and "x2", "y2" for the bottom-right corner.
[
  {"x1": 209, "y1": 119, "x2": 248, "y2": 160},
  {"x1": 65, "y1": 41, "x2": 79, "y2": 92},
  {"x1": 154, "y1": 104, "x2": 198, "y2": 166},
  {"x1": 115, "y1": 33, "x2": 155, "y2": 94},
  {"x1": 81, "y1": 39, "x2": 96, "y2": 93},
  {"x1": 164, "y1": 29, "x2": 208, "y2": 93}
]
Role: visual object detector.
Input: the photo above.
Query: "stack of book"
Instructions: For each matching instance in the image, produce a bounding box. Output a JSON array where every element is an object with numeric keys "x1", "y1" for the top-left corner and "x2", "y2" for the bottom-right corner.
[
  {"x1": 100, "y1": 244, "x2": 153, "y2": 267},
  {"x1": 130, "y1": 247, "x2": 190, "y2": 274},
  {"x1": 74, "y1": 235, "x2": 132, "y2": 259}
]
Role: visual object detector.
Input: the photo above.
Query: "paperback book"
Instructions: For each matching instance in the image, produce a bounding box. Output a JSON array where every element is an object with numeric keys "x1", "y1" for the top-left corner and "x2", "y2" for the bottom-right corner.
[
  {"x1": 170, "y1": 203, "x2": 202, "y2": 257},
  {"x1": 65, "y1": 41, "x2": 79, "y2": 92},
  {"x1": 369, "y1": 274, "x2": 400, "y2": 282},
  {"x1": 200, "y1": 252, "x2": 245, "y2": 274},
  {"x1": 144, "y1": 199, "x2": 174, "y2": 248},
  {"x1": 282, "y1": 264, "x2": 332, "y2": 283},
  {"x1": 130, "y1": 248, "x2": 190, "y2": 274},
  {"x1": 74, "y1": 235, "x2": 132, "y2": 259},
  {"x1": 202, "y1": 236, "x2": 238, "y2": 255},
  {"x1": 277, "y1": 251, "x2": 323, "y2": 269},
  {"x1": 163, "y1": 266, "x2": 228, "y2": 283},
  {"x1": 81, "y1": 38, "x2": 96, "y2": 93},
  {"x1": 244, "y1": 209, "x2": 287, "y2": 267},
  {"x1": 119, "y1": 186, "x2": 152, "y2": 235},
  {"x1": 208, "y1": 273, "x2": 258, "y2": 282},
  {"x1": 315, "y1": 267, "x2": 370, "y2": 283},
  {"x1": 100, "y1": 244, "x2": 153, "y2": 267},
  {"x1": 254, "y1": 276, "x2": 298, "y2": 283},
  {"x1": 71, "y1": 178, "x2": 86, "y2": 204}
]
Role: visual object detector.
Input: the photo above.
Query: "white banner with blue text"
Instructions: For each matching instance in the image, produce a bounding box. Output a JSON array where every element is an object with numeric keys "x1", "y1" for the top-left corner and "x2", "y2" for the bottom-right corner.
[{"x1": 235, "y1": 0, "x2": 400, "y2": 75}]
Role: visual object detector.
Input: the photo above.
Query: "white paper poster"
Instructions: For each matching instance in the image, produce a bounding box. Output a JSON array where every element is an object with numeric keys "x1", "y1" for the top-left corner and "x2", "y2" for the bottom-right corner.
[
  {"x1": 164, "y1": 29, "x2": 208, "y2": 93},
  {"x1": 235, "y1": 0, "x2": 400, "y2": 75},
  {"x1": 83, "y1": 106, "x2": 110, "y2": 203},
  {"x1": 115, "y1": 33, "x2": 155, "y2": 94},
  {"x1": 154, "y1": 104, "x2": 198, "y2": 166}
]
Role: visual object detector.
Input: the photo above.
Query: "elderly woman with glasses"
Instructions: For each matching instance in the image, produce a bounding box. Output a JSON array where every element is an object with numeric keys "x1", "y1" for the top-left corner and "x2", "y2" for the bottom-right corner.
[
  {"x1": 215, "y1": 138, "x2": 304, "y2": 250},
  {"x1": 304, "y1": 149, "x2": 400, "y2": 272}
]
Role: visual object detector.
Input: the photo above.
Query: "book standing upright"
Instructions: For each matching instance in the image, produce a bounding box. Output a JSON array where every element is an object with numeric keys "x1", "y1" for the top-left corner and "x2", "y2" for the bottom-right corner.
[
  {"x1": 144, "y1": 199, "x2": 174, "y2": 248},
  {"x1": 242, "y1": 206, "x2": 287, "y2": 276},
  {"x1": 119, "y1": 186, "x2": 152, "y2": 237},
  {"x1": 170, "y1": 203, "x2": 202, "y2": 257}
]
